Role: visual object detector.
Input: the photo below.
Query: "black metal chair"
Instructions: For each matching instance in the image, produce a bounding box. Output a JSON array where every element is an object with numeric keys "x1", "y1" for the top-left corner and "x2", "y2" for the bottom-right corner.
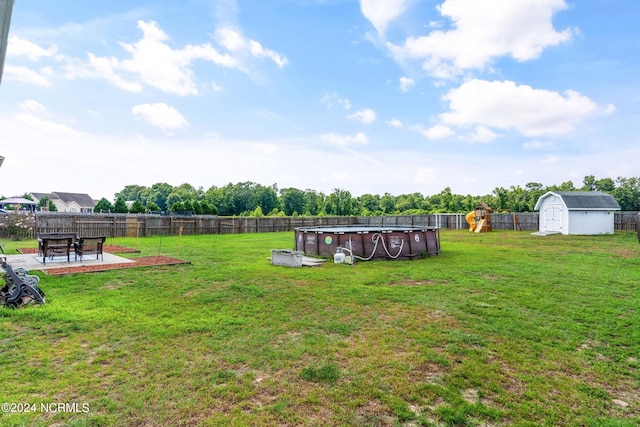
[
  {"x1": 74, "y1": 236, "x2": 106, "y2": 262},
  {"x1": 41, "y1": 237, "x2": 72, "y2": 265}
]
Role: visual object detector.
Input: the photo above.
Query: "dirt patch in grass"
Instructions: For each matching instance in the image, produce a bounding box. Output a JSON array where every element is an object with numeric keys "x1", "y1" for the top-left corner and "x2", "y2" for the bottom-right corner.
[
  {"x1": 610, "y1": 247, "x2": 639, "y2": 258},
  {"x1": 387, "y1": 279, "x2": 451, "y2": 286},
  {"x1": 44, "y1": 256, "x2": 190, "y2": 276}
]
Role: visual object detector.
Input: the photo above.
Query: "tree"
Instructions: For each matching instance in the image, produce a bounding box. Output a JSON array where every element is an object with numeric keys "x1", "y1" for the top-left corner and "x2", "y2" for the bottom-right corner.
[
  {"x1": 94, "y1": 198, "x2": 113, "y2": 213},
  {"x1": 193, "y1": 201, "x2": 203, "y2": 215},
  {"x1": 491, "y1": 187, "x2": 508, "y2": 211},
  {"x1": 256, "y1": 184, "x2": 279, "y2": 214},
  {"x1": 582, "y1": 175, "x2": 597, "y2": 191},
  {"x1": 37, "y1": 196, "x2": 55, "y2": 212},
  {"x1": 251, "y1": 206, "x2": 264, "y2": 217},
  {"x1": 508, "y1": 185, "x2": 529, "y2": 212},
  {"x1": 206, "y1": 203, "x2": 218, "y2": 215},
  {"x1": 280, "y1": 188, "x2": 305, "y2": 216},
  {"x1": 304, "y1": 190, "x2": 324, "y2": 215},
  {"x1": 358, "y1": 193, "x2": 381, "y2": 215},
  {"x1": 595, "y1": 178, "x2": 615, "y2": 193},
  {"x1": 116, "y1": 185, "x2": 147, "y2": 202},
  {"x1": 165, "y1": 184, "x2": 196, "y2": 211},
  {"x1": 379, "y1": 193, "x2": 396, "y2": 214},
  {"x1": 325, "y1": 188, "x2": 354, "y2": 216},
  {"x1": 144, "y1": 182, "x2": 174, "y2": 211},
  {"x1": 396, "y1": 193, "x2": 425, "y2": 213},
  {"x1": 146, "y1": 201, "x2": 160, "y2": 212},
  {"x1": 550, "y1": 180, "x2": 576, "y2": 191},
  {"x1": 525, "y1": 182, "x2": 546, "y2": 211},
  {"x1": 113, "y1": 197, "x2": 128, "y2": 213},
  {"x1": 129, "y1": 200, "x2": 145, "y2": 214},
  {"x1": 612, "y1": 177, "x2": 640, "y2": 211}
]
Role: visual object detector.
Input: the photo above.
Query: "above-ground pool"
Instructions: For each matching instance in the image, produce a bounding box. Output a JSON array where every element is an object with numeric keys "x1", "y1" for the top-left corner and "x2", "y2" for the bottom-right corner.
[{"x1": 294, "y1": 226, "x2": 440, "y2": 261}]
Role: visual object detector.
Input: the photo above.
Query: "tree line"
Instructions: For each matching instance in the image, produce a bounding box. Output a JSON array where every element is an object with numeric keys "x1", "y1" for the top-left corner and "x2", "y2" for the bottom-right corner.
[{"x1": 90, "y1": 175, "x2": 640, "y2": 216}]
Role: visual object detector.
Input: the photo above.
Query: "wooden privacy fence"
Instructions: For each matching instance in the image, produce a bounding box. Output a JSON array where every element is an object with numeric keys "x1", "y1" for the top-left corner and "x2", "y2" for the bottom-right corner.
[{"x1": 1, "y1": 211, "x2": 638, "y2": 239}]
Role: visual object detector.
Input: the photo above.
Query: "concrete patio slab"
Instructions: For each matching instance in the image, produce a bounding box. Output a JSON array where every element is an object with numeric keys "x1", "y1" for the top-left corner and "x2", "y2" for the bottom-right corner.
[{"x1": 1, "y1": 252, "x2": 134, "y2": 272}]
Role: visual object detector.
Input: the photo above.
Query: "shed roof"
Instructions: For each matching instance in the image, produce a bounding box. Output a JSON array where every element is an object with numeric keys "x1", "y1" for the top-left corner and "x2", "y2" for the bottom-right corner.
[{"x1": 535, "y1": 191, "x2": 621, "y2": 211}]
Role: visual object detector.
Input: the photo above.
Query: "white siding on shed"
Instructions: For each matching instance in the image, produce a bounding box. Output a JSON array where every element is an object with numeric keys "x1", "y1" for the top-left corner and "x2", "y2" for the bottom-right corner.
[
  {"x1": 568, "y1": 210, "x2": 614, "y2": 235},
  {"x1": 534, "y1": 191, "x2": 620, "y2": 235},
  {"x1": 540, "y1": 194, "x2": 565, "y2": 233}
]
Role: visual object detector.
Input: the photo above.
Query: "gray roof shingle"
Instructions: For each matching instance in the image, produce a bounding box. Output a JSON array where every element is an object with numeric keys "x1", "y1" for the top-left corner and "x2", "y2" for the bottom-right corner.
[{"x1": 553, "y1": 191, "x2": 621, "y2": 210}]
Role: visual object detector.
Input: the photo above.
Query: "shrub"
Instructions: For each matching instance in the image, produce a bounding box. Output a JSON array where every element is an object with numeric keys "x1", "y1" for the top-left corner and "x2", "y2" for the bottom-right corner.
[{"x1": 1, "y1": 211, "x2": 35, "y2": 240}]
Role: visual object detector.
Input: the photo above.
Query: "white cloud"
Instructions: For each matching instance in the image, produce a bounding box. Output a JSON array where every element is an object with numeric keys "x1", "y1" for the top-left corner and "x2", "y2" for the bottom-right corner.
[
  {"x1": 387, "y1": 0, "x2": 575, "y2": 78},
  {"x1": 86, "y1": 20, "x2": 286, "y2": 96},
  {"x1": 13, "y1": 112, "x2": 84, "y2": 136},
  {"x1": 399, "y1": 76, "x2": 414, "y2": 92},
  {"x1": 87, "y1": 54, "x2": 144, "y2": 92},
  {"x1": 321, "y1": 92, "x2": 351, "y2": 111},
  {"x1": 414, "y1": 124, "x2": 455, "y2": 139},
  {"x1": 360, "y1": 0, "x2": 411, "y2": 36},
  {"x1": 347, "y1": 108, "x2": 377, "y2": 124},
  {"x1": 387, "y1": 118, "x2": 403, "y2": 128},
  {"x1": 89, "y1": 21, "x2": 202, "y2": 95},
  {"x1": 4, "y1": 65, "x2": 52, "y2": 87},
  {"x1": 210, "y1": 82, "x2": 223, "y2": 92},
  {"x1": 132, "y1": 102, "x2": 188, "y2": 131},
  {"x1": 18, "y1": 100, "x2": 46, "y2": 113},
  {"x1": 543, "y1": 154, "x2": 560, "y2": 164},
  {"x1": 467, "y1": 126, "x2": 497, "y2": 143},
  {"x1": 321, "y1": 132, "x2": 369, "y2": 147},
  {"x1": 215, "y1": 27, "x2": 288, "y2": 68},
  {"x1": 439, "y1": 79, "x2": 609, "y2": 137},
  {"x1": 253, "y1": 143, "x2": 277, "y2": 155},
  {"x1": 7, "y1": 36, "x2": 58, "y2": 60},
  {"x1": 523, "y1": 140, "x2": 553, "y2": 150}
]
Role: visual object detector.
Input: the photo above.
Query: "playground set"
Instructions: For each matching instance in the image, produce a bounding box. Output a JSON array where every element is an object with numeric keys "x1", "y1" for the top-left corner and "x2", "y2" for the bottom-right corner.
[{"x1": 465, "y1": 203, "x2": 493, "y2": 233}]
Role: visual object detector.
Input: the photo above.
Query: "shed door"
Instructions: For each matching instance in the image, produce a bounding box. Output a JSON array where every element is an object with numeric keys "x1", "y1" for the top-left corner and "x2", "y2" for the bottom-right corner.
[{"x1": 543, "y1": 205, "x2": 563, "y2": 232}]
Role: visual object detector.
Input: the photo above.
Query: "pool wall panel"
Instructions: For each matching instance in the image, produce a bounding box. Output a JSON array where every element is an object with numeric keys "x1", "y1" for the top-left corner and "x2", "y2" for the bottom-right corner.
[
  {"x1": 295, "y1": 226, "x2": 440, "y2": 261},
  {"x1": 319, "y1": 232, "x2": 339, "y2": 257}
]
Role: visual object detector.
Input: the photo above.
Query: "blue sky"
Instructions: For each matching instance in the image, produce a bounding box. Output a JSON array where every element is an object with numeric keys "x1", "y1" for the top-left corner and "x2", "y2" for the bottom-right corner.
[{"x1": 1, "y1": 0, "x2": 638, "y2": 202}]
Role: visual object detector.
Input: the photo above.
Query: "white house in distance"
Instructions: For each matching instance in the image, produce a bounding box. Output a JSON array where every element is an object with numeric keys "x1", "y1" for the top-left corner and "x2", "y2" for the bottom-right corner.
[
  {"x1": 31, "y1": 192, "x2": 97, "y2": 213},
  {"x1": 534, "y1": 191, "x2": 621, "y2": 235}
]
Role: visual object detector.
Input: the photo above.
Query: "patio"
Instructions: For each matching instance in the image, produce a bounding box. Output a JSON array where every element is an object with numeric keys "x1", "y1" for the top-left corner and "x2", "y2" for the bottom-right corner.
[
  {"x1": 1, "y1": 251, "x2": 135, "y2": 272},
  {"x1": 1, "y1": 248, "x2": 189, "y2": 276}
]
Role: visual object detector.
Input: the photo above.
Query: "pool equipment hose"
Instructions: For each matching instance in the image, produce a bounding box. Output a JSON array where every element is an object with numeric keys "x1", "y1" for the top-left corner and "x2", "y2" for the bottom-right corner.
[{"x1": 338, "y1": 232, "x2": 405, "y2": 262}]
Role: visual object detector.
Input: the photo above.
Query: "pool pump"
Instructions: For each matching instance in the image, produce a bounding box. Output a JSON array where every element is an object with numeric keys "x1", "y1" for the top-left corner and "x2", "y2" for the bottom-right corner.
[{"x1": 333, "y1": 247, "x2": 354, "y2": 265}]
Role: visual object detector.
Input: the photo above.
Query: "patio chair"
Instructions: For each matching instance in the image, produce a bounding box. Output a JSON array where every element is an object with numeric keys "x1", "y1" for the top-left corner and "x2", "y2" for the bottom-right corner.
[
  {"x1": 41, "y1": 237, "x2": 72, "y2": 265},
  {"x1": 74, "y1": 236, "x2": 106, "y2": 262}
]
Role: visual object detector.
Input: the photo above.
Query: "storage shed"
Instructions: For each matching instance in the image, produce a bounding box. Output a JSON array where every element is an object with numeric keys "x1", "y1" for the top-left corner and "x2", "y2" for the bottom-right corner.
[{"x1": 534, "y1": 191, "x2": 620, "y2": 235}]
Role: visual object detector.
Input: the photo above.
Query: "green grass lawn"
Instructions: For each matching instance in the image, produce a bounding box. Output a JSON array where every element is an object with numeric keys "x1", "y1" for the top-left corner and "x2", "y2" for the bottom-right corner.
[{"x1": 1, "y1": 230, "x2": 639, "y2": 426}]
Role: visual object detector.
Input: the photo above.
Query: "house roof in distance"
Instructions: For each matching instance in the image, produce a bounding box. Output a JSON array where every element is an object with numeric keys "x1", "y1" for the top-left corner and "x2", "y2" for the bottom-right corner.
[
  {"x1": 51, "y1": 192, "x2": 96, "y2": 207},
  {"x1": 31, "y1": 192, "x2": 97, "y2": 208}
]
